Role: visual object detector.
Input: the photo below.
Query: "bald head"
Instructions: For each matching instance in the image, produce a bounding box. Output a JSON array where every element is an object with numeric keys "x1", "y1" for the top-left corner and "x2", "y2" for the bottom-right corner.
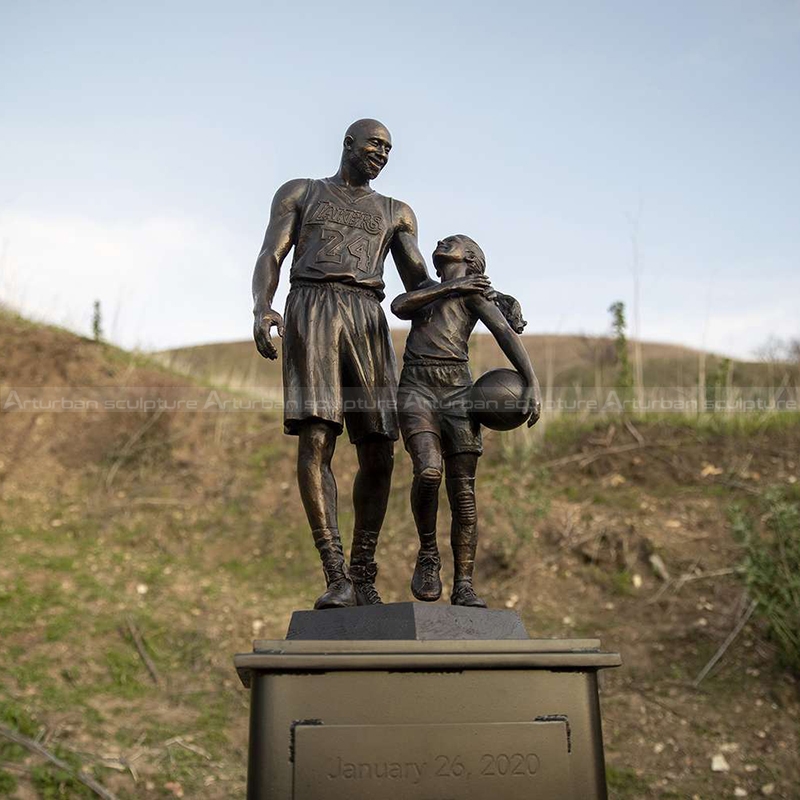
[
  {"x1": 345, "y1": 118, "x2": 391, "y2": 144},
  {"x1": 341, "y1": 119, "x2": 392, "y2": 182}
]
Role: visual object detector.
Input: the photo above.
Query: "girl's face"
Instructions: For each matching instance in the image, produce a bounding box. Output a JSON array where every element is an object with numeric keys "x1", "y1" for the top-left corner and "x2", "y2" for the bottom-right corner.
[{"x1": 433, "y1": 236, "x2": 470, "y2": 280}]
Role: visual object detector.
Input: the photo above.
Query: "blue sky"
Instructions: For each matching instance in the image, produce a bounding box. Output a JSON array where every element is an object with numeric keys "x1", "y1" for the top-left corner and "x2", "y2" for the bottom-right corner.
[{"x1": 1, "y1": 0, "x2": 798, "y2": 359}]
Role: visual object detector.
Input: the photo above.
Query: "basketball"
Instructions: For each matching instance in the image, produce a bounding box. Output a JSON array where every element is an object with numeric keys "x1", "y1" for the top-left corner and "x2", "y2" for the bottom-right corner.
[{"x1": 469, "y1": 368, "x2": 529, "y2": 431}]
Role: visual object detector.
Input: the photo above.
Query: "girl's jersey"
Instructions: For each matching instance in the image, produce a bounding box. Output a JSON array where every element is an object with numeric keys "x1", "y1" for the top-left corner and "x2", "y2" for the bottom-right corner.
[
  {"x1": 289, "y1": 178, "x2": 396, "y2": 297},
  {"x1": 403, "y1": 294, "x2": 478, "y2": 364}
]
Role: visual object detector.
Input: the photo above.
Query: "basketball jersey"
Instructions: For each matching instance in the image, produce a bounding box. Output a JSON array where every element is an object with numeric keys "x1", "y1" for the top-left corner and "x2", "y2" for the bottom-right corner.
[
  {"x1": 290, "y1": 178, "x2": 395, "y2": 297},
  {"x1": 403, "y1": 295, "x2": 478, "y2": 364}
]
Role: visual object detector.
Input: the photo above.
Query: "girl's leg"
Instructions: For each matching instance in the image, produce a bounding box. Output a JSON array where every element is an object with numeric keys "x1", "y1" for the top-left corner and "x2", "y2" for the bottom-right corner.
[
  {"x1": 407, "y1": 431, "x2": 444, "y2": 601},
  {"x1": 445, "y1": 452, "x2": 486, "y2": 608}
]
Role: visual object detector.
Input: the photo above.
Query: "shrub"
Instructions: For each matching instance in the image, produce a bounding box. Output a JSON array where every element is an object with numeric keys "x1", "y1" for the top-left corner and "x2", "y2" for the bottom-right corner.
[{"x1": 736, "y1": 489, "x2": 800, "y2": 674}]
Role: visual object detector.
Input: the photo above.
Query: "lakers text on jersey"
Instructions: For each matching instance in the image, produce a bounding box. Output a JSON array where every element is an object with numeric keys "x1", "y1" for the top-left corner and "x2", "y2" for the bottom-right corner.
[{"x1": 290, "y1": 179, "x2": 395, "y2": 296}]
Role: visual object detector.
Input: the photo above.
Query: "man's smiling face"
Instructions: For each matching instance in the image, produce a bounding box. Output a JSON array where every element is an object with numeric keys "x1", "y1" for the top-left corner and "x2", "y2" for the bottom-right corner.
[{"x1": 345, "y1": 121, "x2": 392, "y2": 180}]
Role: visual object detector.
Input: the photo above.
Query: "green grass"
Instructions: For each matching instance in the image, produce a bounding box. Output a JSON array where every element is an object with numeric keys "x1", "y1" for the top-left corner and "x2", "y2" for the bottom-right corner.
[
  {"x1": 479, "y1": 463, "x2": 550, "y2": 571},
  {"x1": 0, "y1": 768, "x2": 18, "y2": 795},
  {"x1": 0, "y1": 701, "x2": 39, "y2": 772},
  {"x1": 0, "y1": 702, "x2": 103, "y2": 799},
  {"x1": 581, "y1": 565, "x2": 637, "y2": 598},
  {"x1": 734, "y1": 488, "x2": 800, "y2": 674},
  {"x1": 610, "y1": 569, "x2": 635, "y2": 596},
  {"x1": 31, "y1": 751, "x2": 95, "y2": 800},
  {"x1": 544, "y1": 410, "x2": 800, "y2": 441},
  {"x1": 1, "y1": 498, "x2": 260, "y2": 793},
  {"x1": 606, "y1": 764, "x2": 651, "y2": 798}
]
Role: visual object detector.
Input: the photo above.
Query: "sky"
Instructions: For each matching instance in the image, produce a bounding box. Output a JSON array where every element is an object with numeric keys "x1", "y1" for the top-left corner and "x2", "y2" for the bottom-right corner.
[{"x1": 1, "y1": 0, "x2": 798, "y2": 360}]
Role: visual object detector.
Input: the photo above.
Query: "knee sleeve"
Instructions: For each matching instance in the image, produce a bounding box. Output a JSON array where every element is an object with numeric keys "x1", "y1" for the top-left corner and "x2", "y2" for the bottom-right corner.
[
  {"x1": 449, "y1": 481, "x2": 477, "y2": 526},
  {"x1": 415, "y1": 466, "x2": 442, "y2": 495}
]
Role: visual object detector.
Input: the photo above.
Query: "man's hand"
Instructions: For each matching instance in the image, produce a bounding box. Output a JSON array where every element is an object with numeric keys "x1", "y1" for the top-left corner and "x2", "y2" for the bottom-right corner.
[
  {"x1": 445, "y1": 275, "x2": 492, "y2": 296},
  {"x1": 524, "y1": 376, "x2": 543, "y2": 428},
  {"x1": 253, "y1": 308, "x2": 285, "y2": 360}
]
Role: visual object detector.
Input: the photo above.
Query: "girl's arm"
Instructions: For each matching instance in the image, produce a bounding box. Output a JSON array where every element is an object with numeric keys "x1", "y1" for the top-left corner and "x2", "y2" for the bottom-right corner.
[
  {"x1": 468, "y1": 295, "x2": 542, "y2": 425},
  {"x1": 391, "y1": 275, "x2": 490, "y2": 320}
]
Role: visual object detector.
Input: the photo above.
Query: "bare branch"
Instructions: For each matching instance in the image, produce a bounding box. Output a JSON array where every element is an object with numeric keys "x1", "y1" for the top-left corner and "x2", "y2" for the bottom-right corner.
[
  {"x1": 0, "y1": 724, "x2": 119, "y2": 800},
  {"x1": 693, "y1": 599, "x2": 758, "y2": 687}
]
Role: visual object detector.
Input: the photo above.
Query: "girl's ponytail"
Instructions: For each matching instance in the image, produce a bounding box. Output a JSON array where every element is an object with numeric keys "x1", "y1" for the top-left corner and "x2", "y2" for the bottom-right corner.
[{"x1": 491, "y1": 291, "x2": 527, "y2": 334}]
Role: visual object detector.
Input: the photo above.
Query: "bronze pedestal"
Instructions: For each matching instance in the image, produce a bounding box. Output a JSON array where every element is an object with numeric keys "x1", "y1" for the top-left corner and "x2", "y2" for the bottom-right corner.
[{"x1": 235, "y1": 604, "x2": 620, "y2": 799}]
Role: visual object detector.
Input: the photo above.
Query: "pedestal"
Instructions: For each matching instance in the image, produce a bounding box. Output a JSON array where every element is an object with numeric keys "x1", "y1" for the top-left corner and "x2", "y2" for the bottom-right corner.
[{"x1": 234, "y1": 603, "x2": 621, "y2": 800}]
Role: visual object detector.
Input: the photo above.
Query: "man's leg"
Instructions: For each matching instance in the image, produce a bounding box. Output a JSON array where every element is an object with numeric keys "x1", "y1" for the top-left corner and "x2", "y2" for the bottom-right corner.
[
  {"x1": 445, "y1": 452, "x2": 486, "y2": 608},
  {"x1": 297, "y1": 420, "x2": 356, "y2": 609},
  {"x1": 349, "y1": 436, "x2": 394, "y2": 605},
  {"x1": 407, "y1": 432, "x2": 444, "y2": 601}
]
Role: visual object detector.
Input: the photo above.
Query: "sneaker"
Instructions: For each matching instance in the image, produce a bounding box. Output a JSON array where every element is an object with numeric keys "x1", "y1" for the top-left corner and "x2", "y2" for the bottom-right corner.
[
  {"x1": 350, "y1": 563, "x2": 383, "y2": 606},
  {"x1": 314, "y1": 578, "x2": 356, "y2": 610},
  {"x1": 411, "y1": 551, "x2": 442, "y2": 602},
  {"x1": 451, "y1": 580, "x2": 487, "y2": 608}
]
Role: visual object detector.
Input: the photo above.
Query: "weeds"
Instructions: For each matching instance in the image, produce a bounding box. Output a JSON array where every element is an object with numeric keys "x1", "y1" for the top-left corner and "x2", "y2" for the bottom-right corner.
[
  {"x1": 605, "y1": 764, "x2": 650, "y2": 797},
  {"x1": 731, "y1": 489, "x2": 800, "y2": 674},
  {"x1": 0, "y1": 768, "x2": 18, "y2": 794},
  {"x1": 92, "y1": 300, "x2": 103, "y2": 342},
  {"x1": 482, "y1": 464, "x2": 550, "y2": 572},
  {"x1": 608, "y1": 301, "x2": 633, "y2": 403},
  {"x1": 31, "y1": 752, "x2": 94, "y2": 800}
]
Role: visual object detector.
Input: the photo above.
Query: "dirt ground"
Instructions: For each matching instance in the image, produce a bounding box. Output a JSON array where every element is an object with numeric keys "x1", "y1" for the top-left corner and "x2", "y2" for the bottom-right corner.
[{"x1": 1, "y1": 312, "x2": 798, "y2": 799}]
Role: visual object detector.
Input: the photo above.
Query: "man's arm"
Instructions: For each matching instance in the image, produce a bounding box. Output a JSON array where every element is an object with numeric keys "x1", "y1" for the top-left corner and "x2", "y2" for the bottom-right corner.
[
  {"x1": 468, "y1": 295, "x2": 542, "y2": 426},
  {"x1": 389, "y1": 201, "x2": 436, "y2": 291},
  {"x1": 252, "y1": 178, "x2": 308, "y2": 359}
]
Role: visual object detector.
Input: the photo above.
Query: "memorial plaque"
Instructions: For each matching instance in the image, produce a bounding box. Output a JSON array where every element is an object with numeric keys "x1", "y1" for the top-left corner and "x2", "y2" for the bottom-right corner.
[{"x1": 292, "y1": 721, "x2": 570, "y2": 800}]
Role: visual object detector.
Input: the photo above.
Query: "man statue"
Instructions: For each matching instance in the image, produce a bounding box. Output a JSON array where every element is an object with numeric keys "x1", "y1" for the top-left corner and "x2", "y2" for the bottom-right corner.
[{"x1": 252, "y1": 119, "x2": 434, "y2": 610}]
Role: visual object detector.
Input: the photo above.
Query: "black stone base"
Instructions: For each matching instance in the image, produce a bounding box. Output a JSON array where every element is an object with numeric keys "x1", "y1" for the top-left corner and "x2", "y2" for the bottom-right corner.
[{"x1": 285, "y1": 601, "x2": 528, "y2": 641}]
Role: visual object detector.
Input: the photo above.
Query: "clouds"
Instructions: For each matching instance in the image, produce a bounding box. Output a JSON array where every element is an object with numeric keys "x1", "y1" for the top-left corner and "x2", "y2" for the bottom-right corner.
[
  {"x1": 0, "y1": 210, "x2": 263, "y2": 351},
  {"x1": 2, "y1": 207, "x2": 795, "y2": 362},
  {"x1": 1, "y1": 2, "x2": 798, "y2": 363},
  {"x1": 641, "y1": 305, "x2": 800, "y2": 360}
]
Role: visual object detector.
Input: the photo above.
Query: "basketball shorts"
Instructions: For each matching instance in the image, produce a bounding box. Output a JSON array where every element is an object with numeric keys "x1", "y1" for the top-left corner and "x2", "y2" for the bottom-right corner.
[
  {"x1": 398, "y1": 361, "x2": 483, "y2": 458},
  {"x1": 282, "y1": 281, "x2": 399, "y2": 443}
]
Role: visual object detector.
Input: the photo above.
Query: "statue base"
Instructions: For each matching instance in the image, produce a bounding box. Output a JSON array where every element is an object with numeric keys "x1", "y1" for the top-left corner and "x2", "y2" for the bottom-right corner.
[
  {"x1": 286, "y1": 600, "x2": 529, "y2": 640},
  {"x1": 234, "y1": 603, "x2": 621, "y2": 800}
]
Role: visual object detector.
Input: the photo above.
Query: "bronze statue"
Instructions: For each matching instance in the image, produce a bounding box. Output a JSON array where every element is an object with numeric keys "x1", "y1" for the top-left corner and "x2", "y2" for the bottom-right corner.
[
  {"x1": 392, "y1": 235, "x2": 541, "y2": 607},
  {"x1": 252, "y1": 119, "x2": 434, "y2": 610}
]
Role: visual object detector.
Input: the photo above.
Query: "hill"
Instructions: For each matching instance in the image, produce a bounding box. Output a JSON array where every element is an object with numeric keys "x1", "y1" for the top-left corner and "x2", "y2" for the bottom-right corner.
[
  {"x1": 1, "y1": 308, "x2": 798, "y2": 799},
  {"x1": 154, "y1": 330, "x2": 792, "y2": 398}
]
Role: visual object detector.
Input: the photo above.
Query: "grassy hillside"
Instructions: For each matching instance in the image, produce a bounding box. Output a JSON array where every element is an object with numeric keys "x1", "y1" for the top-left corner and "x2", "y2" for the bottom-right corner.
[
  {"x1": 154, "y1": 330, "x2": 793, "y2": 396},
  {"x1": 1, "y1": 309, "x2": 799, "y2": 798}
]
